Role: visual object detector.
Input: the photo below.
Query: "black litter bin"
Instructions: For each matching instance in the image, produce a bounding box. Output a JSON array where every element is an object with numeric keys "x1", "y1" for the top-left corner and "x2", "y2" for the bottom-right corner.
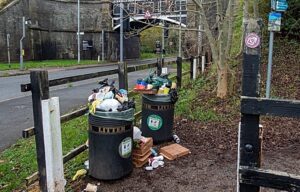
[
  {"x1": 141, "y1": 94, "x2": 174, "y2": 143},
  {"x1": 88, "y1": 108, "x2": 134, "y2": 180}
]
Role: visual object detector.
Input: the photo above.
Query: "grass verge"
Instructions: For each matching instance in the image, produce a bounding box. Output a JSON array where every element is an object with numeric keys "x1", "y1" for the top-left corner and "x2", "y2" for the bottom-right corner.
[
  {"x1": 0, "y1": 60, "x2": 107, "y2": 71},
  {"x1": 0, "y1": 115, "x2": 88, "y2": 192},
  {"x1": 175, "y1": 76, "x2": 222, "y2": 122},
  {"x1": 140, "y1": 52, "x2": 176, "y2": 60}
]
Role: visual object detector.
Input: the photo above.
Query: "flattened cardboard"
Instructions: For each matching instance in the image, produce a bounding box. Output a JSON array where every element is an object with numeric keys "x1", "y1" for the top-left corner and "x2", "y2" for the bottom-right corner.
[
  {"x1": 133, "y1": 137, "x2": 153, "y2": 156},
  {"x1": 159, "y1": 144, "x2": 190, "y2": 160},
  {"x1": 132, "y1": 151, "x2": 152, "y2": 168}
]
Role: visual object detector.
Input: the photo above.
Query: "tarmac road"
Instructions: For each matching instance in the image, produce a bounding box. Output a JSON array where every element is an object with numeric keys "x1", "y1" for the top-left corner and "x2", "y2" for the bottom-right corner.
[{"x1": 0, "y1": 58, "x2": 176, "y2": 151}]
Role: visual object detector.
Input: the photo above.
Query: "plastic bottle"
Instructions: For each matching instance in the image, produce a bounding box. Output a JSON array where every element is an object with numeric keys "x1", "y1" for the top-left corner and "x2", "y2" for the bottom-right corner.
[
  {"x1": 173, "y1": 134, "x2": 180, "y2": 143},
  {"x1": 150, "y1": 148, "x2": 158, "y2": 156}
]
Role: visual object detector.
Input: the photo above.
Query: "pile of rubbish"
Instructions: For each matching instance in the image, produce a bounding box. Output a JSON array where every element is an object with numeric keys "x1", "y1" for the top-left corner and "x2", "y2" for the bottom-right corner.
[
  {"x1": 132, "y1": 127, "x2": 190, "y2": 171},
  {"x1": 88, "y1": 78, "x2": 135, "y2": 113},
  {"x1": 133, "y1": 71, "x2": 178, "y2": 102}
]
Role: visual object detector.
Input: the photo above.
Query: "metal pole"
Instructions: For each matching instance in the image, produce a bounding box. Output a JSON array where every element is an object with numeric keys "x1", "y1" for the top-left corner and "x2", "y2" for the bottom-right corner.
[
  {"x1": 20, "y1": 17, "x2": 25, "y2": 70},
  {"x1": 118, "y1": 2, "x2": 128, "y2": 89},
  {"x1": 7, "y1": 34, "x2": 11, "y2": 68},
  {"x1": 120, "y1": 2, "x2": 124, "y2": 63},
  {"x1": 266, "y1": 31, "x2": 274, "y2": 98},
  {"x1": 159, "y1": 0, "x2": 161, "y2": 14},
  {"x1": 161, "y1": 21, "x2": 164, "y2": 67},
  {"x1": 77, "y1": 0, "x2": 80, "y2": 64},
  {"x1": 101, "y1": 30, "x2": 105, "y2": 61},
  {"x1": 178, "y1": 0, "x2": 182, "y2": 57},
  {"x1": 161, "y1": 22, "x2": 164, "y2": 54}
]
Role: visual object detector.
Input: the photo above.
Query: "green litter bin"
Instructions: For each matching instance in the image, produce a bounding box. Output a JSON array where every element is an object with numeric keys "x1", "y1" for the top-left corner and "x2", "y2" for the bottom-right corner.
[
  {"x1": 88, "y1": 108, "x2": 134, "y2": 180},
  {"x1": 141, "y1": 94, "x2": 174, "y2": 143}
]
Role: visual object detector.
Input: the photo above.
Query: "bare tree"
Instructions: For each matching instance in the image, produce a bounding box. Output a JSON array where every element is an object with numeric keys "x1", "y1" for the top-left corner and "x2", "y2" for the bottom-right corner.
[{"x1": 191, "y1": 0, "x2": 237, "y2": 98}]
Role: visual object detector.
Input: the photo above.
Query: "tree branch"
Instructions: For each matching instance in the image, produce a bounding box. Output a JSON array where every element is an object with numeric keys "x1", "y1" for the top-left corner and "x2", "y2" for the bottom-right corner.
[{"x1": 192, "y1": 0, "x2": 219, "y2": 61}]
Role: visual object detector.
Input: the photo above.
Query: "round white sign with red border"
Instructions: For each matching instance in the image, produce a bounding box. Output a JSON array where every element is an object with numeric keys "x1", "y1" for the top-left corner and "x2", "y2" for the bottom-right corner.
[
  {"x1": 245, "y1": 33, "x2": 260, "y2": 48},
  {"x1": 144, "y1": 10, "x2": 151, "y2": 19}
]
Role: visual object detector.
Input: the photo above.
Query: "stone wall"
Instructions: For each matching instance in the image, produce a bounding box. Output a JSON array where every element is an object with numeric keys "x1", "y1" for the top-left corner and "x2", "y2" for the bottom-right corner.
[{"x1": 0, "y1": 0, "x2": 140, "y2": 62}]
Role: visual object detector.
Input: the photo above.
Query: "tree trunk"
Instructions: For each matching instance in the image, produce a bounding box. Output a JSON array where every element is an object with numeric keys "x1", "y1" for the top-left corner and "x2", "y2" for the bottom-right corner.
[
  {"x1": 253, "y1": 0, "x2": 259, "y2": 19},
  {"x1": 217, "y1": 67, "x2": 228, "y2": 98}
]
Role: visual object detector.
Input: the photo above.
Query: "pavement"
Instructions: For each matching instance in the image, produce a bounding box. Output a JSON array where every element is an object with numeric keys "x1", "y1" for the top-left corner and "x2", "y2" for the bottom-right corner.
[{"x1": 0, "y1": 58, "x2": 176, "y2": 152}]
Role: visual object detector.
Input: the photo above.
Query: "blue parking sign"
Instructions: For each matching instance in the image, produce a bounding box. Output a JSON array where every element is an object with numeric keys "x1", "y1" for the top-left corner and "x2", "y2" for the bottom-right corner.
[
  {"x1": 271, "y1": 0, "x2": 288, "y2": 12},
  {"x1": 268, "y1": 12, "x2": 282, "y2": 32}
]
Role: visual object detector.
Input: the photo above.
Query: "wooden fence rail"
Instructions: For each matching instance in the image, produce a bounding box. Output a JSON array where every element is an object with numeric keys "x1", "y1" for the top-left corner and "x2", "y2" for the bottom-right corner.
[
  {"x1": 21, "y1": 59, "x2": 191, "y2": 138},
  {"x1": 238, "y1": 19, "x2": 300, "y2": 192},
  {"x1": 20, "y1": 57, "x2": 199, "y2": 189}
]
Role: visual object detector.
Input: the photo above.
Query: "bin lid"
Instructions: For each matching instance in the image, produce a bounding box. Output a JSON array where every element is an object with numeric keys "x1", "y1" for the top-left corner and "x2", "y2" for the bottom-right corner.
[
  {"x1": 91, "y1": 108, "x2": 134, "y2": 121},
  {"x1": 142, "y1": 94, "x2": 171, "y2": 103}
]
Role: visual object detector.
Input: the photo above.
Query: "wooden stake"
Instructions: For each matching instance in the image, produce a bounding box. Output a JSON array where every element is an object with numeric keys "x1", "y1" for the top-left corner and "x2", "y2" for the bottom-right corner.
[{"x1": 42, "y1": 97, "x2": 65, "y2": 191}]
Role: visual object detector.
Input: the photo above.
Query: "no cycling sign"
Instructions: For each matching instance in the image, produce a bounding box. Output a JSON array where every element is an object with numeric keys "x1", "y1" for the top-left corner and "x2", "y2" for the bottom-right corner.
[{"x1": 245, "y1": 33, "x2": 260, "y2": 49}]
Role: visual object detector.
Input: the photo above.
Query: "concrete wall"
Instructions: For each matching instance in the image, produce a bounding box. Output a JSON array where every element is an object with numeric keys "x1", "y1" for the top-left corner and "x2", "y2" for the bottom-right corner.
[{"x1": 0, "y1": 0, "x2": 140, "y2": 62}]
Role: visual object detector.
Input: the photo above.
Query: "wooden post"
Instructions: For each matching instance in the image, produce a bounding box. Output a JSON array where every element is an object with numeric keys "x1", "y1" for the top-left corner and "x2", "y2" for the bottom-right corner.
[
  {"x1": 176, "y1": 57, "x2": 182, "y2": 88},
  {"x1": 118, "y1": 61, "x2": 128, "y2": 90},
  {"x1": 42, "y1": 97, "x2": 65, "y2": 191},
  {"x1": 239, "y1": 19, "x2": 262, "y2": 192},
  {"x1": 157, "y1": 58, "x2": 162, "y2": 76},
  {"x1": 190, "y1": 56, "x2": 194, "y2": 80},
  {"x1": 30, "y1": 70, "x2": 49, "y2": 191}
]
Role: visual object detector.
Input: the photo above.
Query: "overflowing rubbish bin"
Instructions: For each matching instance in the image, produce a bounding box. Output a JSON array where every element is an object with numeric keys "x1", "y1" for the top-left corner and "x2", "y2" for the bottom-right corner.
[
  {"x1": 88, "y1": 108, "x2": 134, "y2": 180},
  {"x1": 141, "y1": 94, "x2": 175, "y2": 143},
  {"x1": 87, "y1": 78, "x2": 135, "y2": 180}
]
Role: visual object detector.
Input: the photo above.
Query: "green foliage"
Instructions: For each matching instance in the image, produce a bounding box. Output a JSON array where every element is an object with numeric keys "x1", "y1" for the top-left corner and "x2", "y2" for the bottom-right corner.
[
  {"x1": 0, "y1": 0, "x2": 10, "y2": 9},
  {"x1": 230, "y1": 0, "x2": 243, "y2": 57},
  {"x1": 140, "y1": 25, "x2": 179, "y2": 55},
  {"x1": 281, "y1": 0, "x2": 300, "y2": 37},
  {"x1": 140, "y1": 52, "x2": 158, "y2": 59},
  {"x1": 140, "y1": 27, "x2": 162, "y2": 53},
  {"x1": 175, "y1": 77, "x2": 220, "y2": 122},
  {"x1": 0, "y1": 138, "x2": 37, "y2": 191},
  {"x1": 175, "y1": 86, "x2": 196, "y2": 117},
  {"x1": 0, "y1": 116, "x2": 88, "y2": 192}
]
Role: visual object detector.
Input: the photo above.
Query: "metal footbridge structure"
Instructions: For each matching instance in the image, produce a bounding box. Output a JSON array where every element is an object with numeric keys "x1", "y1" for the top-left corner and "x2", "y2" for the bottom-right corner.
[{"x1": 112, "y1": 0, "x2": 187, "y2": 31}]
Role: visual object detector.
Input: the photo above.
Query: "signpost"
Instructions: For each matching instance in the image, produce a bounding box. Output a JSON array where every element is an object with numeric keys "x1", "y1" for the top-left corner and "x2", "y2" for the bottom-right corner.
[
  {"x1": 266, "y1": 0, "x2": 288, "y2": 98},
  {"x1": 268, "y1": 12, "x2": 282, "y2": 32},
  {"x1": 271, "y1": 0, "x2": 288, "y2": 12},
  {"x1": 7, "y1": 34, "x2": 10, "y2": 68},
  {"x1": 77, "y1": 0, "x2": 80, "y2": 64}
]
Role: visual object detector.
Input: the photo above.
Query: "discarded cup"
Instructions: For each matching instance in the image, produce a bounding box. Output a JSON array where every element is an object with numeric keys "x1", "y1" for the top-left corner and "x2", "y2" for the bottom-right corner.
[
  {"x1": 153, "y1": 155, "x2": 164, "y2": 161},
  {"x1": 173, "y1": 134, "x2": 180, "y2": 143},
  {"x1": 158, "y1": 161, "x2": 164, "y2": 167},
  {"x1": 151, "y1": 160, "x2": 160, "y2": 169}
]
